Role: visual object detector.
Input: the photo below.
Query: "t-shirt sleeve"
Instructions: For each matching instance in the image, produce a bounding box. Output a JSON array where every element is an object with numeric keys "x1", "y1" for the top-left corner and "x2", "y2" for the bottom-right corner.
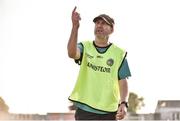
[
  {"x1": 118, "y1": 58, "x2": 131, "y2": 80},
  {"x1": 74, "y1": 42, "x2": 83, "y2": 65}
]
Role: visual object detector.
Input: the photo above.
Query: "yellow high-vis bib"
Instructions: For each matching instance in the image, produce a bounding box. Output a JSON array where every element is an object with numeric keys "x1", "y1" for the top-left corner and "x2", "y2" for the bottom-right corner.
[{"x1": 69, "y1": 41, "x2": 126, "y2": 112}]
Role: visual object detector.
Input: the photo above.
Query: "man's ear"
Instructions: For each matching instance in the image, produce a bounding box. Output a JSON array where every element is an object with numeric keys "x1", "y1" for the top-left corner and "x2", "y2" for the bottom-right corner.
[{"x1": 110, "y1": 27, "x2": 114, "y2": 34}]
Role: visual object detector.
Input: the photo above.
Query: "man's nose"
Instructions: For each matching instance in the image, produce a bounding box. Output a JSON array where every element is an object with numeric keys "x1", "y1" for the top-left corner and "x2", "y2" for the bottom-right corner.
[{"x1": 97, "y1": 23, "x2": 103, "y2": 28}]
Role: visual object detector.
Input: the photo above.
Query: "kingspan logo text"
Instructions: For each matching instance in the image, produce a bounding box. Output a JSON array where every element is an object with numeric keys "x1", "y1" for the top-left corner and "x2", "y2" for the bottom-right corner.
[{"x1": 87, "y1": 62, "x2": 110, "y2": 73}]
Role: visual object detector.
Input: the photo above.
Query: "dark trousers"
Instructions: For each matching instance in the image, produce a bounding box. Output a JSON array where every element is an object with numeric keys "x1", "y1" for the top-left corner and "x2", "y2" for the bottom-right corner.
[{"x1": 75, "y1": 108, "x2": 117, "y2": 120}]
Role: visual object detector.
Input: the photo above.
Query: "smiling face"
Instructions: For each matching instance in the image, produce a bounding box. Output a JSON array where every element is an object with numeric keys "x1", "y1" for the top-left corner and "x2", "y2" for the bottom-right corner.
[{"x1": 94, "y1": 19, "x2": 114, "y2": 39}]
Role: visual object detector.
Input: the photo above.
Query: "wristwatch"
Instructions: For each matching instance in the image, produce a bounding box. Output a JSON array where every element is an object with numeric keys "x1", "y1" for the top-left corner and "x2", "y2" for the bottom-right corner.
[{"x1": 119, "y1": 101, "x2": 128, "y2": 108}]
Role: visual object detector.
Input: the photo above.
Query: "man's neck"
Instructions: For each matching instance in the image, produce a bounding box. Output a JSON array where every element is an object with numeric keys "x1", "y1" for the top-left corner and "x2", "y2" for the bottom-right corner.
[{"x1": 94, "y1": 37, "x2": 109, "y2": 47}]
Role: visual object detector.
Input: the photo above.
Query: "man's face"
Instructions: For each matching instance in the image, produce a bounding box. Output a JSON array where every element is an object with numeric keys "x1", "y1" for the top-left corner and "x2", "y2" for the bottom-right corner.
[{"x1": 94, "y1": 19, "x2": 113, "y2": 38}]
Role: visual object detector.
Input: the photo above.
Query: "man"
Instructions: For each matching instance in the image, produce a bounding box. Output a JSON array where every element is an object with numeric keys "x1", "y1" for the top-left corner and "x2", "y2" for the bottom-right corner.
[{"x1": 67, "y1": 6, "x2": 131, "y2": 120}]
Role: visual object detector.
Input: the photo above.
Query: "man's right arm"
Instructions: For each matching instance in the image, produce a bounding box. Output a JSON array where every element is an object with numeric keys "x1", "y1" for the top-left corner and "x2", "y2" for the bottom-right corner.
[
  {"x1": 67, "y1": 26, "x2": 81, "y2": 59},
  {"x1": 67, "y1": 6, "x2": 81, "y2": 60}
]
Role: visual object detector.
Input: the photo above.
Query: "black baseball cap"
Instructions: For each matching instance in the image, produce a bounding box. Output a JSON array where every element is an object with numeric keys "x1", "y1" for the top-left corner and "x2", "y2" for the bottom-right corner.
[{"x1": 93, "y1": 14, "x2": 115, "y2": 28}]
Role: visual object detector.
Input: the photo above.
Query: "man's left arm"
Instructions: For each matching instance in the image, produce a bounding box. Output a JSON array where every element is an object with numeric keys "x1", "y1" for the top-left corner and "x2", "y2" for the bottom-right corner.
[
  {"x1": 116, "y1": 58, "x2": 131, "y2": 120},
  {"x1": 119, "y1": 79, "x2": 128, "y2": 103},
  {"x1": 116, "y1": 79, "x2": 128, "y2": 120}
]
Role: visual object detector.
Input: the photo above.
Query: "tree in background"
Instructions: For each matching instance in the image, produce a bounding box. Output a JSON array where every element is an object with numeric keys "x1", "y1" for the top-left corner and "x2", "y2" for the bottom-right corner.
[
  {"x1": 127, "y1": 92, "x2": 145, "y2": 113},
  {"x1": 0, "y1": 97, "x2": 9, "y2": 113}
]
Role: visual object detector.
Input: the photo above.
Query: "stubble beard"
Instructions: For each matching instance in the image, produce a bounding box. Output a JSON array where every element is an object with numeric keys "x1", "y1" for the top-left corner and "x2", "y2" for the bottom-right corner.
[{"x1": 96, "y1": 34, "x2": 109, "y2": 41}]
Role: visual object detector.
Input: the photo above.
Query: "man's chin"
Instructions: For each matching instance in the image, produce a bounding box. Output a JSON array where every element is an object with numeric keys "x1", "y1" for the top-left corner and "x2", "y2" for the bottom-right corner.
[
  {"x1": 96, "y1": 35, "x2": 108, "y2": 39},
  {"x1": 96, "y1": 34, "x2": 104, "y2": 37}
]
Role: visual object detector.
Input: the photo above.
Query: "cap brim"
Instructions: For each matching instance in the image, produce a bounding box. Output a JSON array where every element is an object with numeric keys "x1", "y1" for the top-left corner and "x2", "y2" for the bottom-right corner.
[{"x1": 93, "y1": 16, "x2": 112, "y2": 26}]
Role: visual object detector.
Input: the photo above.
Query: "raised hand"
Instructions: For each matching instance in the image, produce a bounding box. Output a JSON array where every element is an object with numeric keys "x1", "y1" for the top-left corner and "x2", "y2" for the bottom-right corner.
[{"x1": 71, "y1": 6, "x2": 81, "y2": 28}]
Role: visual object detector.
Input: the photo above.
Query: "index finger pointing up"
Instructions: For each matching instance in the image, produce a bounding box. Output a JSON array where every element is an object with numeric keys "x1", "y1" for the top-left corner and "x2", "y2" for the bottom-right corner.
[{"x1": 72, "y1": 6, "x2": 77, "y2": 13}]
